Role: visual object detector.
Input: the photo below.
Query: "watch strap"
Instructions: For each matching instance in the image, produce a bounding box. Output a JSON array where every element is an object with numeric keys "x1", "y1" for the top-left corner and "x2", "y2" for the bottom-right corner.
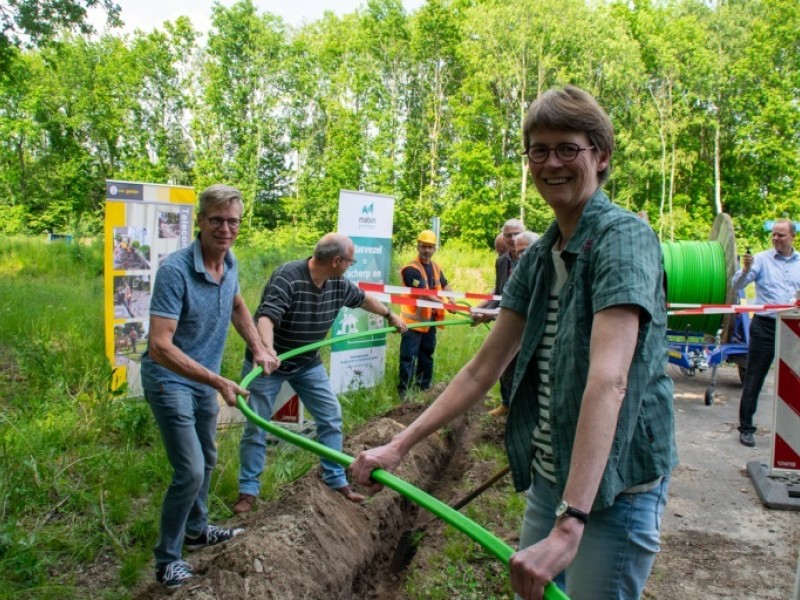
[{"x1": 563, "y1": 505, "x2": 589, "y2": 524}]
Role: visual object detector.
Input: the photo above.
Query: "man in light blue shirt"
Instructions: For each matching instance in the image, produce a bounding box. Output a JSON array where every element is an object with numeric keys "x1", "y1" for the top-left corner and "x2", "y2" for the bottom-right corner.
[{"x1": 731, "y1": 218, "x2": 800, "y2": 447}]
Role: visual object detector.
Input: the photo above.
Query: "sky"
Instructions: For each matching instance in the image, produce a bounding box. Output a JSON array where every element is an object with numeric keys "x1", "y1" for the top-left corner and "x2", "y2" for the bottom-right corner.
[{"x1": 89, "y1": 0, "x2": 427, "y2": 34}]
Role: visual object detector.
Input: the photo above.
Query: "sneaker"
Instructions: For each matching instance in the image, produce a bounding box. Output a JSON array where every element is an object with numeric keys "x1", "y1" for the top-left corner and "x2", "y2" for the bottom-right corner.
[
  {"x1": 185, "y1": 524, "x2": 244, "y2": 552},
  {"x1": 156, "y1": 559, "x2": 193, "y2": 589}
]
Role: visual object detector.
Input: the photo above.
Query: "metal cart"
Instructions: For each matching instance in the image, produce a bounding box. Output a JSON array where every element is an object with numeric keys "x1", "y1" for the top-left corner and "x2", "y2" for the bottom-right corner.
[{"x1": 667, "y1": 308, "x2": 749, "y2": 405}]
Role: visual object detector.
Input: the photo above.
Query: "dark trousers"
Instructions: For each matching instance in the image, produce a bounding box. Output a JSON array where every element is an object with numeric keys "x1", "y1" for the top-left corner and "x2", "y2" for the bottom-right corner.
[
  {"x1": 398, "y1": 328, "x2": 437, "y2": 394},
  {"x1": 738, "y1": 315, "x2": 776, "y2": 434}
]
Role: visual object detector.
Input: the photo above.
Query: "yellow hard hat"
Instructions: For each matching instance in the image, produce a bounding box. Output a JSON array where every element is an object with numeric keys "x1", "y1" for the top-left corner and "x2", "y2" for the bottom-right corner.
[{"x1": 418, "y1": 230, "x2": 437, "y2": 245}]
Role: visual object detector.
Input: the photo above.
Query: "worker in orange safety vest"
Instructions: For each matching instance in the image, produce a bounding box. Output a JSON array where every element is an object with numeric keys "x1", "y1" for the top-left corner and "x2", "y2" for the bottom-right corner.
[{"x1": 397, "y1": 229, "x2": 455, "y2": 397}]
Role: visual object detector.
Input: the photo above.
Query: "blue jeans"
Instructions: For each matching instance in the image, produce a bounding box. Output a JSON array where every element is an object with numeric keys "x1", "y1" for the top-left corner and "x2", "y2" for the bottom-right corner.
[
  {"x1": 238, "y1": 360, "x2": 347, "y2": 495},
  {"x1": 398, "y1": 328, "x2": 437, "y2": 393},
  {"x1": 145, "y1": 388, "x2": 219, "y2": 567},
  {"x1": 517, "y1": 472, "x2": 669, "y2": 599}
]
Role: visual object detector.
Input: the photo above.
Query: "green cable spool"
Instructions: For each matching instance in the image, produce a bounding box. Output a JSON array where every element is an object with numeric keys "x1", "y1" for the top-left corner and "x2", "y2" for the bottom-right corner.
[{"x1": 662, "y1": 240, "x2": 727, "y2": 335}]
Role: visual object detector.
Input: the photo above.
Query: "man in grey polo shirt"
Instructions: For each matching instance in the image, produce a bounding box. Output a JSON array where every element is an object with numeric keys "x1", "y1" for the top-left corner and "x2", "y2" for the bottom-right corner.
[{"x1": 141, "y1": 184, "x2": 278, "y2": 589}]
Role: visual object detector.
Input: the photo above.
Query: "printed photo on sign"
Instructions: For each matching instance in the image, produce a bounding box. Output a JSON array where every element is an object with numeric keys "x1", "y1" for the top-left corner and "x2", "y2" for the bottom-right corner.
[
  {"x1": 113, "y1": 320, "x2": 149, "y2": 366},
  {"x1": 154, "y1": 205, "x2": 189, "y2": 256},
  {"x1": 113, "y1": 226, "x2": 151, "y2": 270},
  {"x1": 113, "y1": 275, "x2": 151, "y2": 320},
  {"x1": 158, "y1": 211, "x2": 181, "y2": 239}
]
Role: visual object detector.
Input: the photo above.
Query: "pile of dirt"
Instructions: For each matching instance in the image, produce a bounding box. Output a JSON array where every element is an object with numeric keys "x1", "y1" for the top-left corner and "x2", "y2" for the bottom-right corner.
[{"x1": 133, "y1": 402, "x2": 477, "y2": 600}]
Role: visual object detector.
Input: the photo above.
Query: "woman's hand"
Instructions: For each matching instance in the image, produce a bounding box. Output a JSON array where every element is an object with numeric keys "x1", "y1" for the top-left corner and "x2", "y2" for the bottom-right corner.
[
  {"x1": 350, "y1": 441, "x2": 406, "y2": 495},
  {"x1": 509, "y1": 519, "x2": 583, "y2": 599}
]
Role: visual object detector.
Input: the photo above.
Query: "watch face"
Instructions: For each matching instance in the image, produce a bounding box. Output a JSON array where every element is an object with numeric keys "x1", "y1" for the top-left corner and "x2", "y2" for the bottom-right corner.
[{"x1": 555, "y1": 500, "x2": 568, "y2": 517}]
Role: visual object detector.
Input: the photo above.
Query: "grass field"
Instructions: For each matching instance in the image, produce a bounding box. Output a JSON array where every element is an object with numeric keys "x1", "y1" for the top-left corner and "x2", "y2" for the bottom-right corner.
[{"x1": 0, "y1": 234, "x2": 509, "y2": 598}]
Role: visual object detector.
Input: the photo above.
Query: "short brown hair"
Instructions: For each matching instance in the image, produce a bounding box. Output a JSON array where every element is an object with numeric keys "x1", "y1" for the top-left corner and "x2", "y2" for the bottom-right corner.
[{"x1": 523, "y1": 85, "x2": 615, "y2": 184}]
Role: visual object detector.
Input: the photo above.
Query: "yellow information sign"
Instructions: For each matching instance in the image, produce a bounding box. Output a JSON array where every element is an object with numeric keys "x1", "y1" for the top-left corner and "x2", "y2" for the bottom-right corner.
[{"x1": 104, "y1": 180, "x2": 195, "y2": 395}]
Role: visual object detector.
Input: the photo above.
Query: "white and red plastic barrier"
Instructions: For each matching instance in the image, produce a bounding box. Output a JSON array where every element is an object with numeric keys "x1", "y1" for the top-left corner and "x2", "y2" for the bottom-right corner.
[{"x1": 772, "y1": 312, "x2": 800, "y2": 476}]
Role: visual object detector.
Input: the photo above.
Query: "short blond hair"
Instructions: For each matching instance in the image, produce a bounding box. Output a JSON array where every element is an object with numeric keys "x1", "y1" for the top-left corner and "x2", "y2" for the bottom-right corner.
[{"x1": 198, "y1": 184, "x2": 244, "y2": 216}]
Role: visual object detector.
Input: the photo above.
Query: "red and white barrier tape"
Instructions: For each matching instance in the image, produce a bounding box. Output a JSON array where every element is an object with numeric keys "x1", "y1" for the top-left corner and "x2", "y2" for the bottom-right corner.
[
  {"x1": 358, "y1": 281, "x2": 501, "y2": 302},
  {"x1": 366, "y1": 291, "x2": 499, "y2": 316},
  {"x1": 668, "y1": 301, "x2": 799, "y2": 316},
  {"x1": 359, "y1": 280, "x2": 800, "y2": 318}
]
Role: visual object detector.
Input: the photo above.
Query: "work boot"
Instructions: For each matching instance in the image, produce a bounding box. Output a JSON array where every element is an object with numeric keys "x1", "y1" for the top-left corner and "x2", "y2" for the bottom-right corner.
[
  {"x1": 233, "y1": 493, "x2": 256, "y2": 514},
  {"x1": 333, "y1": 485, "x2": 366, "y2": 504},
  {"x1": 488, "y1": 404, "x2": 509, "y2": 417}
]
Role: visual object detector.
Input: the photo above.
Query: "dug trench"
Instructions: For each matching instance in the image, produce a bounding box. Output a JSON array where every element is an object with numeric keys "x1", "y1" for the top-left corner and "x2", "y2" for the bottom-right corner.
[
  {"x1": 134, "y1": 389, "x2": 512, "y2": 600},
  {"x1": 133, "y1": 367, "x2": 800, "y2": 599}
]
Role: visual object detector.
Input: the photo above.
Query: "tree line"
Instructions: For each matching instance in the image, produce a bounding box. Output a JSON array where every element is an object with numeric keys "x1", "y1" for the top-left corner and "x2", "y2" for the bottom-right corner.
[{"x1": 0, "y1": 0, "x2": 797, "y2": 247}]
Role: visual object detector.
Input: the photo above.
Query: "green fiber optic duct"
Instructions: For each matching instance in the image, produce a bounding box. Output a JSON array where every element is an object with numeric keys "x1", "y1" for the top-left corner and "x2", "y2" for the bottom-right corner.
[
  {"x1": 237, "y1": 318, "x2": 570, "y2": 600},
  {"x1": 662, "y1": 241, "x2": 727, "y2": 334}
]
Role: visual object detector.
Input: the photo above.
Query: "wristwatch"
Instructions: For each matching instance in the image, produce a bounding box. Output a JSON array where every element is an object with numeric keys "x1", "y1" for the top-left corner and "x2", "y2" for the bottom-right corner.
[{"x1": 555, "y1": 500, "x2": 589, "y2": 524}]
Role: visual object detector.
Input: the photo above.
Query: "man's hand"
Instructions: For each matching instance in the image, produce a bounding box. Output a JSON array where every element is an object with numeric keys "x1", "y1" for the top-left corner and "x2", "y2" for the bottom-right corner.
[
  {"x1": 350, "y1": 442, "x2": 406, "y2": 495},
  {"x1": 216, "y1": 376, "x2": 251, "y2": 407},
  {"x1": 469, "y1": 306, "x2": 497, "y2": 325},
  {"x1": 742, "y1": 252, "x2": 754, "y2": 272},
  {"x1": 253, "y1": 347, "x2": 280, "y2": 376},
  {"x1": 470, "y1": 308, "x2": 496, "y2": 324},
  {"x1": 387, "y1": 312, "x2": 408, "y2": 333}
]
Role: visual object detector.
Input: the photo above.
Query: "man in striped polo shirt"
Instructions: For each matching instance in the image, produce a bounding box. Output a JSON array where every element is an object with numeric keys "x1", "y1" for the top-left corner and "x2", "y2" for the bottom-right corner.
[{"x1": 234, "y1": 233, "x2": 407, "y2": 513}]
